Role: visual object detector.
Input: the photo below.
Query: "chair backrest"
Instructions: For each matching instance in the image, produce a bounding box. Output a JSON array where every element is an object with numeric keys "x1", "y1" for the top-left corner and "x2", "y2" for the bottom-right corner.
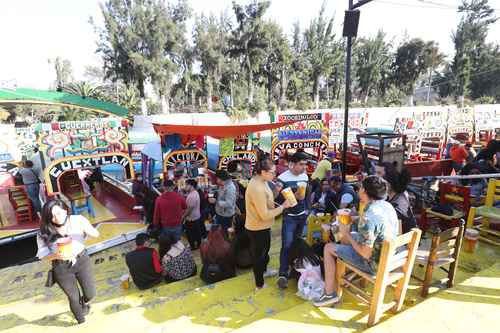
[
  {"x1": 429, "y1": 221, "x2": 465, "y2": 262},
  {"x1": 375, "y1": 229, "x2": 422, "y2": 281},
  {"x1": 438, "y1": 182, "x2": 471, "y2": 215},
  {"x1": 485, "y1": 179, "x2": 500, "y2": 207}
]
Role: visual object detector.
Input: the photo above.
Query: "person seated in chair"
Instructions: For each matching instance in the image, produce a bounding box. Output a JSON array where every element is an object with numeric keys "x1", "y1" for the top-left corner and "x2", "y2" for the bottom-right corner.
[
  {"x1": 159, "y1": 233, "x2": 197, "y2": 282},
  {"x1": 314, "y1": 176, "x2": 399, "y2": 307},
  {"x1": 125, "y1": 233, "x2": 163, "y2": 290},
  {"x1": 330, "y1": 176, "x2": 359, "y2": 210},
  {"x1": 310, "y1": 178, "x2": 337, "y2": 214}
]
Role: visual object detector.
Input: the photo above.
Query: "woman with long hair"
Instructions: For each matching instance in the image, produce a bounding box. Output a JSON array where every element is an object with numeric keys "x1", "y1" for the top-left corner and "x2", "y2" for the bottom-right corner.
[
  {"x1": 36, "y1": 199, "x2": 99, "y2": 324},
  {"x1": 199, "y1": 225, "x2": 235, "y2": 284},
  {"x1": 245, "y1": 158, "x2": 294, "y2": 290}
]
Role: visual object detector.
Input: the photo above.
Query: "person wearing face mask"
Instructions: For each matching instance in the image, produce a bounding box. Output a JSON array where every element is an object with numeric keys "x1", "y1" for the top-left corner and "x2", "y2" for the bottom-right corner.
[{"x1": 36, "y1": 199, "x2": 100, "y2": 324}]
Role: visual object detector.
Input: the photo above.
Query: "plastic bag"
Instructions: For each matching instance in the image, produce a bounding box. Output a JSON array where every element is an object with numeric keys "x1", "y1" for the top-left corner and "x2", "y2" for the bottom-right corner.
[{"x1": 296, "y1": 260, "x2": 325, "y2": 301}]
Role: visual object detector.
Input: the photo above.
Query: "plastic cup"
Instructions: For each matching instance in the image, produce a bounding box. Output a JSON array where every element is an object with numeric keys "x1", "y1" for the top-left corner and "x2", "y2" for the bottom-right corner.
[
  {"x1": 337, "y1": 209, "x2": 352, "y2": 225},
  {"x1": 316, "y1": 212, "x2": 324, "y2": 217},
  {"x1": 464, "y1": 228, "x2": 479, "y2": 253},
  {"x1": 321, "y1": 224, "x2": 331, "y2": 243},
  {"x1": 297, "y1": 182, "x2": 307, "y2": 198},
  {"x1": 56, "y1": 237, "x2": 72, "y2": 259},
  {"x1": 281, "y1": 187, "x2": 297, "y2": 207},
  {"x1": 120, "y1": 274, "x2": 130, "y2": 290}
]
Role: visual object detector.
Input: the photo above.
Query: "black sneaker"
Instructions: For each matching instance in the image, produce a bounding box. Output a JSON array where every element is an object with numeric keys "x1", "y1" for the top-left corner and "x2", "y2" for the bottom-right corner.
[
  {"x1": 313, "y1": 292, "x2": 340, "y2": 307},
  {"x1": 277, "y1": 276, "x2": 288, "y2": 289}
]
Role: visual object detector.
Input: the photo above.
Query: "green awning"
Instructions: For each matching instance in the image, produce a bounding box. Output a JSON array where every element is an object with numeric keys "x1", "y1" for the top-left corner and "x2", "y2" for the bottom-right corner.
[{"x1": 0, "y1": 88, "x2": 128, "y2": 118}]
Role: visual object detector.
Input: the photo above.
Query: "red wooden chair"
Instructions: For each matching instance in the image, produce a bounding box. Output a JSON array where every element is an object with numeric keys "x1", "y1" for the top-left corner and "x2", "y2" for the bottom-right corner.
[
  {"x1": 12, "y1": 198, "x2": 33, "y2": 224},
  {"x1": 419, "y1": 182, "x2": 471, "y2": 231}
]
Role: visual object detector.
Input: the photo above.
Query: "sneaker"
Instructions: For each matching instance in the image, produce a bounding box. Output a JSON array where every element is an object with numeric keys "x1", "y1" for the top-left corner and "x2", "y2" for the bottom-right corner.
[
  {"x1": 82, "y1": 303, "x2": 90, "y2": 316},
  {"x1": 277, "y1": 276, "x2": 288, "y2": 289},
  {"x1": 255, "y1": 284, "x2": 267, "y2": 292},
  {"x1": 313, "y1": 292, "x2": 340, "y2": 307},
  {"x1": 263, "y1": 269, "x2": 277, "y2": 278}
]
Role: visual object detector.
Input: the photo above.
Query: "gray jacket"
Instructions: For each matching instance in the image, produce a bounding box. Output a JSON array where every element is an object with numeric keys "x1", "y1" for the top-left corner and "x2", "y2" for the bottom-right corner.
[{"x1": 215, "y1": 180, "x2": 237, "y2": 217}]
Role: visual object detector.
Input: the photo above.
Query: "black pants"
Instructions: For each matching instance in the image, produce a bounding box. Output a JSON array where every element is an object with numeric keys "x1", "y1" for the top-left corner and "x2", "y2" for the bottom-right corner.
[
  {"x1": 184, "y1": 218, "x2": 202, "y2": 250},
  {"x1": 247, "y1": 228, "x2": 271, "y2": 288},
  {"x1": 53, "y1": 252, "x2": 96, "y2": 323}
]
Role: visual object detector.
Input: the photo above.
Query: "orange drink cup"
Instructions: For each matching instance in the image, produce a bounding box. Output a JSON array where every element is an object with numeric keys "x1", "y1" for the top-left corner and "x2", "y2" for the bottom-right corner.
[
  {"x1": 297, "y1": 182, "x2": 307, "y2": 198},
  {"x1": 281, "y1": 187, "x2": 297, "y2": 207},
  {"x1": 464, "y1": 229, "x2": 479, "y2": 253},
  {"x1": 120, "y1": 274, "x2": 130, "y2": 289},
  {"x1": 337, "y1": 209, "x2": 351, "y2": 225},
  {"x1": 56, "y1": 237, "x2": 72, "y2": 259},
  {"x1": 321, "y1": 223, "x2": 331, "y2": 242}
]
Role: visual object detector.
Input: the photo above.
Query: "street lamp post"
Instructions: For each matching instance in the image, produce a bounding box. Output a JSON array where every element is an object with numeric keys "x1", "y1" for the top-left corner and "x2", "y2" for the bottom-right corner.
[{"x1": 341, "y1": 0, "x2": 373, "y2": 182}]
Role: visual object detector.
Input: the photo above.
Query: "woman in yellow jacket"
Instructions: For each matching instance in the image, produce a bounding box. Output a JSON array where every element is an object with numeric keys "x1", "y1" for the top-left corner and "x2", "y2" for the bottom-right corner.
[{"x1": 245, "y1": 158, "x2": 294, "y2": 290}]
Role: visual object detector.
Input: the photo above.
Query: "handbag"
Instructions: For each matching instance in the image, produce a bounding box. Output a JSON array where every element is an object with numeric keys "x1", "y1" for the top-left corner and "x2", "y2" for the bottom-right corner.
[{"x1": 45, "y1": 269, "x2": 56, "y2": 288}]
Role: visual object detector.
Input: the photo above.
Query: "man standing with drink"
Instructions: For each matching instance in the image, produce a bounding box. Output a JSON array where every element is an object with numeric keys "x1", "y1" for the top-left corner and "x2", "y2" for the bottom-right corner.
[{"x1": 276, "y1": 152, "x2": 309, "y2": 289}]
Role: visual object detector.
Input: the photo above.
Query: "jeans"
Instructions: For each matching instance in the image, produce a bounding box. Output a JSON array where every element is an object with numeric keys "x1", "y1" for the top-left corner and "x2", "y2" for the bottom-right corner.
[
  {"x1": 215, "y1": 215, "x2": 233, "y2": 233},
  {"x1": 247, "y1": 228, "x2": 271, "y2": 288},
  {"x1": 279, "y1": 214, "x2": 307, "y2": 277},
  {"x1": 161, "y1": 225, "x2": 183, "y2": 241},
  {"x1": 25, "y1": 183, "x2": 42, "y2": 214},
  {"x1": 334, "y1": 244, "x2": 375, "y2": 275},
  {"x1": 53, "y1": 252, "x2": 96, "y2": 323}
]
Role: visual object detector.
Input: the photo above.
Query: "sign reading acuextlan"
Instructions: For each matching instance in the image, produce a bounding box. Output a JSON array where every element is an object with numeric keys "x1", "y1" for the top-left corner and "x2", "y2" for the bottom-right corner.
[{"x1": 44, "y1": 152, "x2": 134, "y2": 194}]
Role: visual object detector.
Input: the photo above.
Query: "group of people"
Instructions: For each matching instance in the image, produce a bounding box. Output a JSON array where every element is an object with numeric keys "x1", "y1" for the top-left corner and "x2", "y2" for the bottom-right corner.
[{"x1": 33, "y1": 147, "x2": 434, "y2": 324}]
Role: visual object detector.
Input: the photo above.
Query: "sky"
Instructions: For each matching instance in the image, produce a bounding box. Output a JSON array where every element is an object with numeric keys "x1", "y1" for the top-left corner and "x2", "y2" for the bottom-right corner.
[{"x1": 0, "y1": 0, "x2": 499, "y2": 89}]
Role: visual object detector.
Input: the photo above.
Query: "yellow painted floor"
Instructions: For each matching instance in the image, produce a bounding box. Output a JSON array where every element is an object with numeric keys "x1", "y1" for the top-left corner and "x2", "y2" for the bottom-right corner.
[
  {"x1": 0, "y1": 221, "x2": 499, "y2": 333},
  {"x1": 81, "y1": 197, "x2": 116, "y2": 225},
  {"x1": 85, "y1": 222, "x2": 146, "y2": 246}
]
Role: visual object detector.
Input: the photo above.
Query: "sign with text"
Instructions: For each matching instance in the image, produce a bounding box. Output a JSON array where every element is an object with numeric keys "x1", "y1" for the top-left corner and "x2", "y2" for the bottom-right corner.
[
  {"x1": 164, "y1": 149, "x2": 207, "y2": 170},
  {"x1": 44, "y1": 152, "x2": 134, "y2": 194},
  {"x1": 274, "y1": 112, "x2": 329, "y2": 142}
]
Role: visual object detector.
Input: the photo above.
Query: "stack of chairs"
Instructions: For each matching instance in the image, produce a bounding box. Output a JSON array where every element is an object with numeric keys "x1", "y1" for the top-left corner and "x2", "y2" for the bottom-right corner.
[{"x1": 8, "y1": 186, "x2": 33, "y2": 224}]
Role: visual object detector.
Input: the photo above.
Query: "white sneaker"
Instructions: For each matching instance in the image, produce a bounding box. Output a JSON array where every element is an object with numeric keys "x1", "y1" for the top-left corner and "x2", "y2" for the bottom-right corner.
[
  {"x1": 263, "y1": 269, "x2": 277, "y2": 278},
  {"x1": 255, "y1": 284, "x2": 268, "y2": 292}
]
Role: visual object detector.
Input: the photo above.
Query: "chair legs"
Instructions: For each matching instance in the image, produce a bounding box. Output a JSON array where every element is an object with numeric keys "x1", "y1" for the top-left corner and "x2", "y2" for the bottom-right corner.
[
  {"x1": 335, "y1": 260, "x2": 346, "y2": 299},
  {"x1": 368, "y1": 279, "x2": 388, "y2": 327}
]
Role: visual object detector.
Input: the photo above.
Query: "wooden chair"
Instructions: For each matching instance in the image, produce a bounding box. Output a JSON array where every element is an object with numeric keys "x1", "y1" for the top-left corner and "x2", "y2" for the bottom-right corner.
[
  {"x1": 467, "y1": 179, "x2": 500, "y2": 246},
  {"x1": 336, "y1": 229, "x2": 422, "y2": 327},
  {"x1": 12, "y1": 199, "x2": 33, "y2": 224},
  {"x1": 419, "y1": 182, "x2": 470, "y2": 231},
  {"x1": 413, "y1": 221, "x2": 465, "y2": 297}
]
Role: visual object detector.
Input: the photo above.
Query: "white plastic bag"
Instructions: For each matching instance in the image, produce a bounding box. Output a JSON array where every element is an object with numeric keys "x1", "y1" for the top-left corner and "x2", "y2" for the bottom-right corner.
[{"x1": 296, "y1": 261, "x2": 325, "y2": 301}]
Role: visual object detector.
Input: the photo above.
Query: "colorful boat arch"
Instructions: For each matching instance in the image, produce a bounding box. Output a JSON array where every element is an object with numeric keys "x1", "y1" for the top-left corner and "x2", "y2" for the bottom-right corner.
[{"x1": 44, "y1": 152, "x2": 135, "y2": 194}]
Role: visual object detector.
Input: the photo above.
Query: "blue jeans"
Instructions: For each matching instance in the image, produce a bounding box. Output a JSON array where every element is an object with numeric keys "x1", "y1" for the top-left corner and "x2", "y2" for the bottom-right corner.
[
  {"x1": 161, "y1": 225, "x2": 183, "y2": 242},
  {"x1": 215, "y1": 215, "x2": 233, "y2": 232},
  {"x1": 25, "y1": 183, "x2": 42, "y2": 214},
  {"x1": 335, "y1": 244, "x2": 375, "y2": 275},
  {"x1": 279, "y1": 214, "x2": 307, "y2": 277}
]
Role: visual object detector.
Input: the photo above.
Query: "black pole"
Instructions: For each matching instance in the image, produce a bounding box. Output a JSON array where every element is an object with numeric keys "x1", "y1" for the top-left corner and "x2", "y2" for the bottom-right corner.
[{"x1": 342, "y1": 0, "x2": 354, "y2": 183}]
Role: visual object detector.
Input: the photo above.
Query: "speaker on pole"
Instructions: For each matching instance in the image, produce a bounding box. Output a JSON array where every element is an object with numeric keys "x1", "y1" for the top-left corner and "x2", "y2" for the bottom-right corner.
[{"x1": 343, "y1": 10, "x2": 360, "y2": 37}]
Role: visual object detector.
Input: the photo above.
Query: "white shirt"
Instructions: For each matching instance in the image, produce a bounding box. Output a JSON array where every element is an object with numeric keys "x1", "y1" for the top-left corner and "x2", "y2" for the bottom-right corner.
[{"x1": 36, "y1": 215, "x2": 98, "y2": 261}]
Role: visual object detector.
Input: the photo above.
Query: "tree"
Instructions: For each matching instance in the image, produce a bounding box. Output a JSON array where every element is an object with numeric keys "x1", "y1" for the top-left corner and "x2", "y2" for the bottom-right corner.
[
  {"x1": 230, "y1": 0, "x2": 271, "y2": 105},
  {"x1": 450, "y1": 0, "x2": 498, "y2": 101},
  {"x1": 95, "y1": 0, "x2": 189, "y2": 115},
  {"x1": 48, "y1": 57, "x2": 73, "y2": 91},
  {"x1": 193, "y1": 13, "x2": 228, "y2": 112},
  {"x1": 353, "y1": 31, "x2": 391, "y2": 104},
  {"x1": 303, "y1": 2, "x2": 342, "y2": 109},
  {"x1": 259, "y1": 20, "x2": 292, "y2": 109},
  {"x1": 63, "y1": 81, "x2": 104, "y2": 99},
  {"x1": 422, "y1": 41, "x2": 446, "y2": 103},
  {"x1": 391, "y1": 38, "x2": 433, "y2": 105},
  {"x1": 287, "y1": 21, "x2": 310, "y2": 108}
]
